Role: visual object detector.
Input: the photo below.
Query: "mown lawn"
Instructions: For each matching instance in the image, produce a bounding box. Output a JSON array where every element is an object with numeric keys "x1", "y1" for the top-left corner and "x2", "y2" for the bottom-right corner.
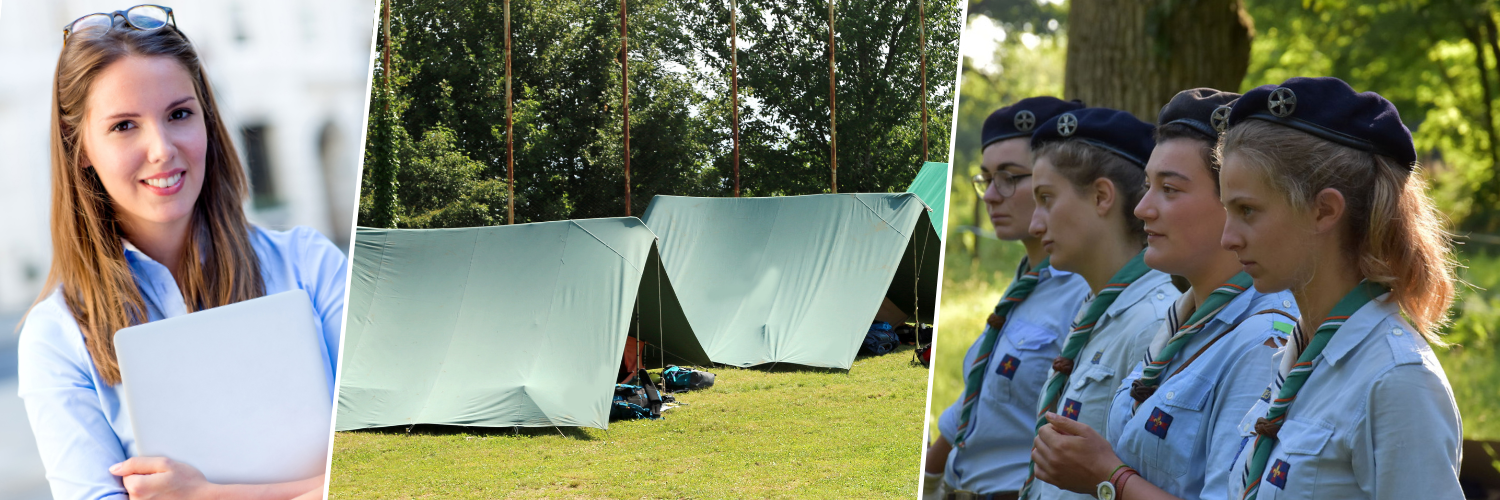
[{"x1": 329, "y1": 347, "x2": 929, "y2": 499}]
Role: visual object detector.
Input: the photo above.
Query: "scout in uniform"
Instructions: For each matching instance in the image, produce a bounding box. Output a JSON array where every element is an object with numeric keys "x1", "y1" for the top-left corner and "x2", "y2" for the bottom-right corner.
[
  {"x1": 1020, "y1": 108, "x2": 1180, "y2": 500},
  {"x1": 1027, "y1": 89, "x2": 1300, "y2": 500},
  {"x1": 1217, "y1": 77, "x2": 1463, "y2": 499},
  {"x1": 924, "y1": 97, "x2": 1091, "y2": 500}
]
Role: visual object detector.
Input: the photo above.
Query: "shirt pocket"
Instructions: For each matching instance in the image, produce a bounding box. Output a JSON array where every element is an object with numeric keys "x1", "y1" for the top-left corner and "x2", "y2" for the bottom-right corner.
[
  {"x1": 1141, "y1": 374, "x2": 1214, "y2": 480},
  {"x1": 1261, "y1": 419, "x2": 1333, "y2": 500},
  {"x1": 983, "y1": 320, "x2": 1056, "y2": 405},
  {"x1": 1065, "y1": 364, "x2": 1116, "y2": 425}
]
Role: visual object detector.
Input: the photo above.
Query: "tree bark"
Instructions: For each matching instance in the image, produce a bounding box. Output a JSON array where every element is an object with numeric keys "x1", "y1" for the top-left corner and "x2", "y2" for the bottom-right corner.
[{"x1": 1065, "y1": 0, "x2": 1253, "y2": 121}]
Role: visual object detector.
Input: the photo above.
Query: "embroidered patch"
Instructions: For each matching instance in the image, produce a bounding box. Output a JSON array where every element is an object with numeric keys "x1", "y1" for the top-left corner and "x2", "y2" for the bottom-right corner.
[
  {"x1": 1061, "y1": 399, "x2": 1082, "y2": 420},
  {"x1": 996, "y1": 354, "x2": 1021, "y2": 379},
  {"x1": 1145, "y1": 407, "x2": 1174, "y2": 439},
  {"x1": 1260, "y1": 387, "x2": 1273, "y2": 402},
  {"x1": 1091, "y1": 351, "x2": 1103, "y2": 364},
  {"x1": 1266, "y1": 459, "x2": 1290, "y2": 489},
  {"x1": 1272, "y1": 321, "x2": 1294, "y2": 335}
]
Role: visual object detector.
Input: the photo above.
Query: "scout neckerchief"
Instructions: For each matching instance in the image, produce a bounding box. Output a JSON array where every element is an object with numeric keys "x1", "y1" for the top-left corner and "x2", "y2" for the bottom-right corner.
[
  {"x1": 1128, "y1": 272, "x2": 1254, "y2": 410},
  {"x1": 1019, "y1": 250, "x2": 1153, "y2": 498},
  {"x1": 952, "y1": 256, "x2": 1047, "y2": 448},
  {"x1": 1238, "y1": 280, "x2": 1384, "y2": 500}
]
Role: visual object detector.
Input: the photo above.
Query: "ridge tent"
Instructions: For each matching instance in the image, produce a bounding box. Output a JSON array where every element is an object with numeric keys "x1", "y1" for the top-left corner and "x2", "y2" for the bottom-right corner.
[
  {"x1": 335, "y1": 218, "x2": 709, "y2": 431},
  {"x1": 905, "y1": 162, "x2": 950, "y2": 236},
  {"x1": 640, "y1": 193, "x2": 940, "y2": 370}
]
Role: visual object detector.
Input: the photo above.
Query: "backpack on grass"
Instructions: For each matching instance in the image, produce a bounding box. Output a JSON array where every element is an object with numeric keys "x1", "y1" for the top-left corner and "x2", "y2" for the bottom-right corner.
[{"x1": 661, "y1": 365, "x2": 715, "y2": 392}]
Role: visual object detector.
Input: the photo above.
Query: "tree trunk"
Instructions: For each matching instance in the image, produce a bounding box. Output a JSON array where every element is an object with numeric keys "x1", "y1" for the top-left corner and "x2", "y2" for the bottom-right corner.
[{"x1": 1065, "y1": 0, "x2": 1254, "y2": 121}]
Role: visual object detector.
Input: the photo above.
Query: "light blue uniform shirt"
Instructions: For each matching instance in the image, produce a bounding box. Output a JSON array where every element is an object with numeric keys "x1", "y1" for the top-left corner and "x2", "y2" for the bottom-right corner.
[
  {"x1": 1225, "y1": 296, "x2": 1462, "y2": 500},
  {"x1": 17, "y1": 226, "x2": 348, "y2": 500},
  {"x1": 1105, "y1": 288, "x2": 1296, "y2": 500},
  {"x1": 1028, "y1": 269, "x2": 1178, "y2": 500},
  {"x1": 938, "y1": 263, "x2": 1089, "y2": 493}
]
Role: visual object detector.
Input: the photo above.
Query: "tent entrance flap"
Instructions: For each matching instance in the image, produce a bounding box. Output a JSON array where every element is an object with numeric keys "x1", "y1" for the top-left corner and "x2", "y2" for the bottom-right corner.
[
  {"x1": 883, "y1": 209, "x2": 941, "y2": 324},
  {"x1": 628, "y1": 244, "x2": 713, "y2": 369}
]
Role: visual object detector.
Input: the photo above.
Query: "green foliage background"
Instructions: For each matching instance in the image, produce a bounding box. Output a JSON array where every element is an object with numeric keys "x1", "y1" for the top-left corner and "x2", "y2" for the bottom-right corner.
[
  {"x1": 358, "y1": 0, "x2": 961, "y2": 228},
  {"x1": 934, "y1": 0, "x2": 1500, "y2": 441}
]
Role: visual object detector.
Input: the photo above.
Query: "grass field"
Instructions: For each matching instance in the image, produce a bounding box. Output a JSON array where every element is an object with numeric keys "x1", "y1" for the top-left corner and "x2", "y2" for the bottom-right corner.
[{"x1": 330, "y1": 347, "x2": 929, "y2": 499}]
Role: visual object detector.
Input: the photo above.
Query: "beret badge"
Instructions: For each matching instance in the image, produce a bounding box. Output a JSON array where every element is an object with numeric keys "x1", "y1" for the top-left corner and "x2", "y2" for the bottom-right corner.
[
  {"x1": 1015, "y1": 110, "x2": 1037, "y2": 132},
  {"x1": 1211, "y1": 105, "x2": 1233, "y2": 133},
  {"x1": 1057, "y1": 113, "x2": 1079, "y2": 137},
  {"x1": 1268, "y1": 87, "x2": 1297, "y2": 118}
]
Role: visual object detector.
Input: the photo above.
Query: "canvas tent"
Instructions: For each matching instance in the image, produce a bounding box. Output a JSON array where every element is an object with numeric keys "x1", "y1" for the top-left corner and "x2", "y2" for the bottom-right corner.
[
  {"x1": 906, "y1": 162, "x2": 949, "y2": 236},
  {"x1": 335, "y1": 218, "x2": 709, "y2": 431},
  {"x1": 640, "y1": 193, "x2": 941, "y2": 370}
]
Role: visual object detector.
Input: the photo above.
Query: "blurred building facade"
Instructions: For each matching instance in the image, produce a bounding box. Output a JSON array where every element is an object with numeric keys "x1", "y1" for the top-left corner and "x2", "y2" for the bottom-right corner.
[{"x1": 0, "y1": 0, "x2": 376, "y2": 312}]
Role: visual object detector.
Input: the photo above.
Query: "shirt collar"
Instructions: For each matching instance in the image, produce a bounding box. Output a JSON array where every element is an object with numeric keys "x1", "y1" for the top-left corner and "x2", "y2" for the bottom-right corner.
[
  {"x1": 1103, "y1": 269, "x2": 1171, "y2": 319},
  {"x1": 1320, "y1": 292, "x2": 1399, "y2": 367},
  {"x1": 1205, "y1": 283, "x2": 1258, "y2": 327}
]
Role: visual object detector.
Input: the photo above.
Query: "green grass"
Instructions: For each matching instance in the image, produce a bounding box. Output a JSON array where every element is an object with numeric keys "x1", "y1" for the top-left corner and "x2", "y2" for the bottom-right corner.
[{"x1": 330, "y1": 348, "x2": 928, "y2": 499}]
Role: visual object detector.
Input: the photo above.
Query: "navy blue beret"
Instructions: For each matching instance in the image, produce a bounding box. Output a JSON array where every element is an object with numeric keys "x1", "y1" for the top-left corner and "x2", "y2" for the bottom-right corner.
[
  {"x1": 981, "y1": 96, "x2": 1086, "y2": 148},
  {"x1": 1029, "y1": 107, "x2": 1156, "y2": 168},
  {"x1": 1226, "y1": 76, "x2": 1416, "y2": 166},
  {"x1": 1158, "y1": 88, "x2": 1241, "y2": 140}
]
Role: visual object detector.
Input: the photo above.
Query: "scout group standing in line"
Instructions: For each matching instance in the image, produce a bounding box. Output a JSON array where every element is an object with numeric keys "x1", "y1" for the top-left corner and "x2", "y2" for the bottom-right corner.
[{"x1": 925, "y1": 77, "x2": 1463, "y2": 500}]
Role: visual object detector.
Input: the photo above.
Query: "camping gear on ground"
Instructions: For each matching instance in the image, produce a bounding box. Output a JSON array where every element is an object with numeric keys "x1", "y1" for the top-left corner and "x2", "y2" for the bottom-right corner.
[
  {"x1": 915, "y1": 344, "x2": 933, "y2": 368},
  {"x1": 893, "y1": 323, "x2": 933, "y2": 345},
  {"x1": 905, "y1": 162, "x2": 950, "y2": 234},
  {"x1": 114, "y1": 290, "x2": 331, "y2": 485},
  {"x1": 641, "y1": 193, "x2": 940, "y2": 370},
  {"x1": 861, "y1": 321, "x2": 901, "y2": 355},
  {"x1": 611, "y1": 369, "x2": 664, "y2": 421},
  {"x1": 661, "y1": 365, "x2": 716, "y2": 392},
  {"x1": 336, "y1": 219, "x2": 711, "y2": 430}
]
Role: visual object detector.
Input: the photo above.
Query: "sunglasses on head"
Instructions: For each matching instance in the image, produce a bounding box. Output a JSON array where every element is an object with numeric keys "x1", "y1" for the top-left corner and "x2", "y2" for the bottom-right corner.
[{"x1": 63, "y1": 5, "x2": 176, "y2": 45}]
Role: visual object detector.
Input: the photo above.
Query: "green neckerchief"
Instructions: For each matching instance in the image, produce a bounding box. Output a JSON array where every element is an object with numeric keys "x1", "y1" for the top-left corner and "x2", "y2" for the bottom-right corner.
[
  {"x1": 1239, "y1": 280, "x2": 1384, "y2": 500},
  {"x1": 1020, "y1": 250, "x2": 1153, "y2": 498},
  {"x1": 952, "y1": 256, "x2": 1048, "y2": 447},
  {"x1": 1130, "y1": 272, "x2": 1255, "y2": 408}
]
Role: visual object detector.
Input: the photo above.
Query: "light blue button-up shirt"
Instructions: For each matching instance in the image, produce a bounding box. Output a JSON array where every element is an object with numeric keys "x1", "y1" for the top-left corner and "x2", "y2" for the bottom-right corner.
[
  {"x1": 1028, "y1": 268, "x2": 1179, "y2": 500},
  {"x1": 1105, "y1": 287, "x2": 1296, "y2": 500},
  {"x1": 1225, "y1": 295, "x2": 1462, "y2": 500},
  {"x1": 938, "y1": 262, "x2": 1089, "y2": 493},
  {"x1": 17, "y1": 226, "x2": 348, "y2": 500}
]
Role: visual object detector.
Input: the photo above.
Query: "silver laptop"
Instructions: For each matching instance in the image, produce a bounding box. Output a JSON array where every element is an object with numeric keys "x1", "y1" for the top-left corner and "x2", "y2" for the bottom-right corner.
[{"x1": 114, "y1": 290, "x2": 333, "y2": 485}]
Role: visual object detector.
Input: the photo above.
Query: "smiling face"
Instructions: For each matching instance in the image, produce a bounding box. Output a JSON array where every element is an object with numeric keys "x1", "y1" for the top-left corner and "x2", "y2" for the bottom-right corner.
[
  {"x1": 1218, "y1": 152, "x2": 1318, "y2": 292},
  {"x1": 981, "y1": 138, "x2": 1037, "y2": 241},
  {"x1": 79, "y1": 55, "x2": 207, "y2": 238},
  {"x1": 1135, "y1": 138, "x2": 1228, "y2": 276},
  {"x1": 1028, "y1": 156, "x2": 1101, "y2": 272}
]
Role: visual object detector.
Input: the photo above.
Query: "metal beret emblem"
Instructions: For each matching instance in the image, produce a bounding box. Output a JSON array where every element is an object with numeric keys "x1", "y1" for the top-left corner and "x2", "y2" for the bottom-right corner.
[
  {"x1": 1057, "y1": 113, "x2": 1079, "y2": 137},
  {"x1": 1211, "y1": 105, "x2": 1233, "y2": 133},
  {"x1": 1014, "y1": 110, "x2": 1036, "y2": 132},
  {"x1": 1268, "y1": 87, "x2": 1297, "y2": 118}
]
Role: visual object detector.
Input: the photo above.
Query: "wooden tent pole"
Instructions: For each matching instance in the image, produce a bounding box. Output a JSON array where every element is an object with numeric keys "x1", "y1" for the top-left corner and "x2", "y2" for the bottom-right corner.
[
  {"x1": 506, "y1": 0, "x2": 514, "y2": 224},
  {"x1": 382, "y1": 0, "x2": 391, "y2": 108},
  {"x1": 828, "y1": 0, "x2": 837, "y2": 193},
  {"x1": 621, "y1": 0, "x2": 632, "y2": 216},
  {"x1": 731, "y1": 0, "x2": 741, "y2": 197},
  {"x1": 919, "y1": 0, "x2": 928, "y2": 160}
]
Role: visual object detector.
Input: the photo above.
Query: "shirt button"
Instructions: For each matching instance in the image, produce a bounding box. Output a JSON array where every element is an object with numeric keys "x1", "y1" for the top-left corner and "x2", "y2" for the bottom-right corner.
[
  {"x1": 1166, "y1": 391, "x2": 1175, "y2": 400},
  {"x1": 1282, "y1": 300, "x2": 1292, "y2": 308},
  {"x1": 1392, "y1": 328, "x2": 1404, "y2": 336},
  {"x1": 1156, "y1": 293, "x2": 1166, "y2": 300}
]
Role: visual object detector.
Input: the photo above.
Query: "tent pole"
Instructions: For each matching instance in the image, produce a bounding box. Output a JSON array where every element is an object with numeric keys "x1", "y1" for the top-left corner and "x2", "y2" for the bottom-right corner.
[
  {"x1": 621, "y1": 0, "x2": 632, "y2": 216},
  {"x1": 382, "y1": 0, "x2": 390, "y2": 110},
  {"x1": 506, "y1": 0, "x2": 514, "y2": 224},
  {"x1": 828, "y1": 0, "x2": 837, "y2": 194},
  {"x1": 918, "y1": 0, "x2": 927, "y2": 161},
  {"x1": 731, "y1": 0, "x2": 741, "y2": 197}
]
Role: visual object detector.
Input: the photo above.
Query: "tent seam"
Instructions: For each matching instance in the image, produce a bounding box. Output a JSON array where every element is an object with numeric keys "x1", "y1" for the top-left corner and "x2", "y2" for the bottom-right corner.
[
  {"x1": 852, "y1": 194, "x2": 910, "y2": 239},
  {"x1": 571, "y1": 220, "x2": 642, "y2": 271}
]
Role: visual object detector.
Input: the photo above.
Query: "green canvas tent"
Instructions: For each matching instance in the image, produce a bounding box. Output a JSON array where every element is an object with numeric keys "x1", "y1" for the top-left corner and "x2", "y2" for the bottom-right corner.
[
  {"x1": 906, "y1": 162, "x2": 950, "y2": 236},
  {"x1": 335, "y1": 218, "x2": 710, "y2": 431},
  {"x1": 640, "y1": 193, "x2": 941, "y2": 370}
]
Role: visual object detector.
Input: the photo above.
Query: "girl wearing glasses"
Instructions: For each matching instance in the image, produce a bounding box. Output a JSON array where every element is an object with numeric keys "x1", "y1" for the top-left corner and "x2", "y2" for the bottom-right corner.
[
  {"x1": 18, "y1": 6, "x2": 342, "y2": 499},
  {"x1": 924, "y1": 97, "x2": 1091, "y2": 500}
]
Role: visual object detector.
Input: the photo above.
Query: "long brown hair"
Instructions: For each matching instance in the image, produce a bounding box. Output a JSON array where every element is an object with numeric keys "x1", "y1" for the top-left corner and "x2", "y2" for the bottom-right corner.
[
  {"x1": 38, "y1": 21, "x2": 264, "y2": 384},
  {"x1": 1217, "y1": 120, "x2": 1456, "y2": 342}
]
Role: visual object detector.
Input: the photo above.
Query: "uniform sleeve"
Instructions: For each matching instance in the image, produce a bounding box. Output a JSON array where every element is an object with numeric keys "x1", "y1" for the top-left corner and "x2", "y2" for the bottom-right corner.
[
  {"x1": 1357, "y1": 362, "x2": 1463, "y2": 500},
  {"x1": 16, "y1": 304, "x2": 129, "y2": 500},
  {"x1": 1198, "y1": 316, "x2": 1280, "y2": 500},
  {"x1": 289, "y1": 226, "x2": 350, "y2": 380}
]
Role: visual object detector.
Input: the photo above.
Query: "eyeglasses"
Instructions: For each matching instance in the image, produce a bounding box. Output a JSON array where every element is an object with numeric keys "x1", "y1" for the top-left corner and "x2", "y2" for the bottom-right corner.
[
  {"x1": 971, "y1": 171, "x2": 1032, "y2": 198},
  {"x1": 63, "y1": 5, "x2": 176, "y2": 44}
]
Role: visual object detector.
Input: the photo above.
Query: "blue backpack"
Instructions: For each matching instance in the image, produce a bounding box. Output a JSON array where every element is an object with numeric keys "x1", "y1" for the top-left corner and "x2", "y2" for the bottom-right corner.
[
  {"x1": 661, "y1": 365, "x2": 716, "y2": 392},
  {"x1": 609, "y1": 369, "x2": 663, "y2": 421},
  {"x1": 861, "y1": 321, "x2": 900, "y2": 355}
]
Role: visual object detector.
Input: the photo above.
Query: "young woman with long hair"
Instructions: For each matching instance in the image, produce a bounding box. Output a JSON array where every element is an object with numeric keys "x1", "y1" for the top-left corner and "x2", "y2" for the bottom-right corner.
[{"x1": 18, "y1": 6, "x2": 345, "y2": 499}]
